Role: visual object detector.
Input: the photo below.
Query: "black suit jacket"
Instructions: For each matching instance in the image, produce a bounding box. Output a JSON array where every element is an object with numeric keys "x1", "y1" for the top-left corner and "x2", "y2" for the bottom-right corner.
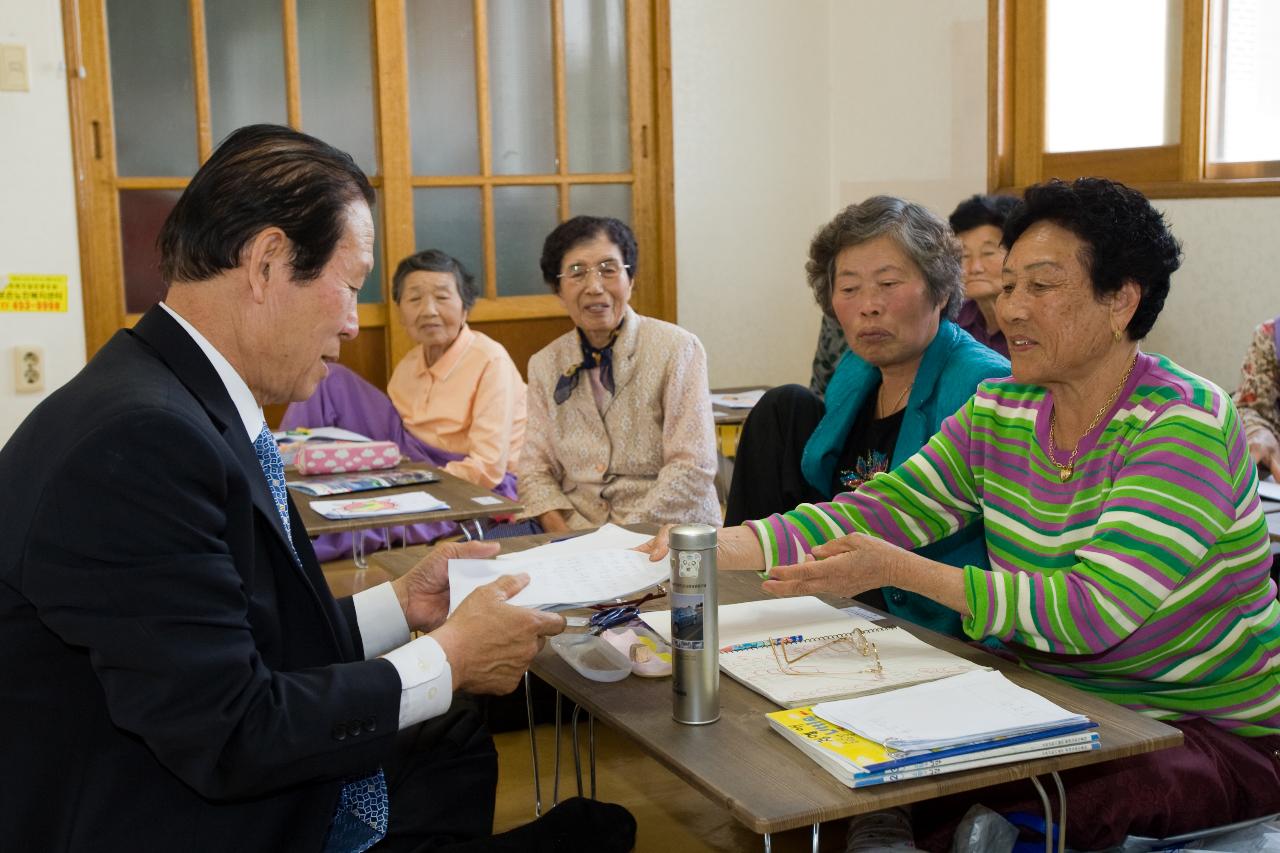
[{"x1": 0, "y1": 307, "x2": 403, "y2": 852}]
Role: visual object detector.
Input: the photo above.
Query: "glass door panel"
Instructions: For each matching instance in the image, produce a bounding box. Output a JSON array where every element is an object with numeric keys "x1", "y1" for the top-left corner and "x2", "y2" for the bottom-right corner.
[
  {"x1": 493, "y1": 185, "x2": 558, "y2": 296},
  {"x1": 488, "y1": 0, "x2": 555, "y2": 175},
  {"x1": 105, "y1": 0, "x2": 198, "y2": 176},
  {"x1": 119, "y1": 189, "x2": 182, "y2": 313},
  {"x1": 564, "y1": 0, "x2": 630, "y2": 173},
  {"x1": 413, "y1": 188, "x2": 486, "y2": 294},
  {"x1": 206, "y1": 0, "x2": 289, "y2": 145},
  {"x1": 569, "y1": 183, "x2": 631, "y2": 225},
  {"x1": 407, "y1": 0, "x2": 481, "y2": 175},
  {"x1": 298, "y1": 0, "x2": 379, "y2": 174}
]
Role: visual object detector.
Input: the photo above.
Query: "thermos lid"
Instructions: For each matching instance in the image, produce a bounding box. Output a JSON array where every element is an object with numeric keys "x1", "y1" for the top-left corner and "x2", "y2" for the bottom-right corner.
[{"x1": 668, "y1": 523, "x2": 717, "y2": 551}]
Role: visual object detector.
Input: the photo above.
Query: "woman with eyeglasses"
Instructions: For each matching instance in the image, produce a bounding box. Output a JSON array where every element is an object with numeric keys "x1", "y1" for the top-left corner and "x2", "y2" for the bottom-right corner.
[{"x1": 515, "y1": 215, "x2": 720, "y2": 533}]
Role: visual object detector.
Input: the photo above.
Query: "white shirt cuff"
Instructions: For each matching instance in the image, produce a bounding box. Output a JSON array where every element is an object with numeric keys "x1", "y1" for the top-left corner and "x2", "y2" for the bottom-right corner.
[
  {"x1": 382, "y1": 636, "x2": 454, "y2": 728},
  {"x1": 352, "y1": 582, "x2": 411, "y2": 659}
]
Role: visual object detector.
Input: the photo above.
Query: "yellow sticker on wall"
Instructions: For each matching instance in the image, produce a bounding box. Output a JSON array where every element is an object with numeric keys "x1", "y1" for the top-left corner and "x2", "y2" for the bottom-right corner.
[{"x1": 0, "y1": 274, "x2": 69, "y2": 312}]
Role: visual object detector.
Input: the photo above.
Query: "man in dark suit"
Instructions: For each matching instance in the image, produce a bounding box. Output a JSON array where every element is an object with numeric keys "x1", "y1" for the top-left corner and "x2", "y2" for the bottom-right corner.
[{"x1": 0, "y1": 125, "x2": 634, "y2": 852}]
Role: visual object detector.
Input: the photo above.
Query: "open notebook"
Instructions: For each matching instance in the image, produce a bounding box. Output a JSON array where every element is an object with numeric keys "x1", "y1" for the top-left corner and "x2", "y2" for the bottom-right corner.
[{"x1": 643, "y1": 597, "x2": 987, "y2": 708}]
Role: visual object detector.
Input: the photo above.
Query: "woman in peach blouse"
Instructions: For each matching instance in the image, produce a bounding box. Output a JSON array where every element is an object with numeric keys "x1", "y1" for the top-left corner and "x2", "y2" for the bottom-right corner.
[{"x1": 283, "y1": 249, "x2": 526, "y2": 556}]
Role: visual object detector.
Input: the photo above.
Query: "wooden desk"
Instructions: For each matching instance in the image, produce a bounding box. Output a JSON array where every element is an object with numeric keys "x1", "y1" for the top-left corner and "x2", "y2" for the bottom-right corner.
[
  {"x1": 289, "y1": 461, "x2": 523, "y2": 536},
  {"x1": 374, "y1": 535, "x2": 1183, "y2": 840},
  {"x1": 711, "y1": 385, "x2": 768, "y2": 427},
  {"x1": 532, "y1": 572, "x2": 1182, "y2": 837}
]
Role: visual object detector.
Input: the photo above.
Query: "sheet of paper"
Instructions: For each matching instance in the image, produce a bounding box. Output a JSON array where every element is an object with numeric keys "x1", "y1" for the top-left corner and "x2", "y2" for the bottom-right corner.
[
  {"x1": 309, "y1": 490, "x2": 447, "y2": 519},
  {"x1": 644, "y1": 597, "x2": 866, "y2": 648},
  {"x1": 812, "y1": 670, "x2": 1089, "y2": 751},
  {"x1": 273, "y1": 426, "x2": 371, "y2": 444},
  {"x1": 710, "y1": 389, "x2": 766, "y2": 409},
  {"x1": 495, "y1": 523, "x2": 654, "y2": 560},
  {"x1": 1257, "y1": 479, "x2": 1280, "y2": 503},
  {"x1": 471, "y1": 495, "x2": 503, "y2": 505},
  {"x1": 449, "y1": 548, "x2": 667, "y2": 613}
]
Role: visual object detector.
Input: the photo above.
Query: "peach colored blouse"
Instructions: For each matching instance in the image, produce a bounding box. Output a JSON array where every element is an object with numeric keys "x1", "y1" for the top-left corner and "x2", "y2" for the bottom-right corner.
[{"x1": 387, "y1": 325, "x2": 527, "y2": 490}]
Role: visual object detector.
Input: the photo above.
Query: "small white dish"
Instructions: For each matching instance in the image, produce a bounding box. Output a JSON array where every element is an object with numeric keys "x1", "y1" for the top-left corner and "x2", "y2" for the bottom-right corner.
[{"x1": 550, "y1": 634, "x2": 632, "y2": 682}]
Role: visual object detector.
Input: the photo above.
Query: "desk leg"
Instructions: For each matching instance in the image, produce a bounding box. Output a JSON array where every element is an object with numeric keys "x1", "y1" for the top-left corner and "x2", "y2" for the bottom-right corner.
[
  {"x1": 571, "y1": 704, "x2": 584, "y2": 797},
  {"x1": 588, "y1": 713, "x2": 597, "y2": 799},
  {"x1": 1029, "y1": 775, "x2": 1055, "y2": 853},
  {"x1": 1051, "y1": 772, "x2": 1067, "y2": 853},
  {"x1": 763, "y1": 832, "x2": 771, "y2": 853},
  {"x1": 353, "y1": 531, "x2": 367, "y2": 569},
  {"x1": 552, "y1": 691, "x2": 563, "y2": 807},
  {"x1": 811, "y1": 823, "x2": 819, "y2": 853},
  {"x1": 523, "y1": 672, "x2": 543, "y2": 817}
]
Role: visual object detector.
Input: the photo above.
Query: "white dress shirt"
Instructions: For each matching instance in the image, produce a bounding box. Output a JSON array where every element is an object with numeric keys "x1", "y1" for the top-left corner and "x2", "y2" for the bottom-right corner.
[{"x1": 159, "y1": 302, "x2": 452, "y2": 728}]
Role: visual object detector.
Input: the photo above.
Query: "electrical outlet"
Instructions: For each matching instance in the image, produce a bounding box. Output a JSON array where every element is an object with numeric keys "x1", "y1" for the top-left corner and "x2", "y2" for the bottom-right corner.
[{"x1": 14, "y1": 345, "x2": 44, "y2": 393}]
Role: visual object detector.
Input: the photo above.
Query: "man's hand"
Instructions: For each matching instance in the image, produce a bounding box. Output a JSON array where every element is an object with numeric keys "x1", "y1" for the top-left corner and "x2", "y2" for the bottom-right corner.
[
  {"x1": 430, "y1": 574, "x2": 566, "y2": 696},
  {"x1": 391, "y1": 540, "x2": 501, "y2": 633},
  {"x1": 1248, "y1": 429, "x2": 1280, "y2": 479},
  {"x1": 761, "y1": 533, "x2": 901, "y2": 598}
]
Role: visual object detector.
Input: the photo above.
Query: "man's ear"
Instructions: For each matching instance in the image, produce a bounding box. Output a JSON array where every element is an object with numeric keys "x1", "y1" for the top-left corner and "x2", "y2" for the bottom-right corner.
[{"x1": 244, "y1": 226, "x2": 289, "y2": 303}]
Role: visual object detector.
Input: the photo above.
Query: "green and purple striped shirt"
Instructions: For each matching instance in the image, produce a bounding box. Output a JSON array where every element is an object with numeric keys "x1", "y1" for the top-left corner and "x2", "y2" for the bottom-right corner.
[{"x1": 748, "y1": 352, "x2": 1280, "y2": 734}]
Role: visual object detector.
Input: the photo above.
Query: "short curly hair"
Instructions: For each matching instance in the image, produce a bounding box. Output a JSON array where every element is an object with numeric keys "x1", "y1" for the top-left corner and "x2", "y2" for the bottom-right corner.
[
  {"x1": 539, "y1": 216, "x2": 638, "y2": 292},
  {"x1": 807, "y1": 196, "x2": 963, "y2": 321},
  {"x1": 1002, "y1": 178, "x2": 1182, "y2": 340}
]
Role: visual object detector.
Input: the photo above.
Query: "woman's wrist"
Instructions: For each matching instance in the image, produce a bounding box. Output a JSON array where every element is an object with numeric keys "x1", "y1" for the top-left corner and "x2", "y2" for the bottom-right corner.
[{"x1": 717, "y1": 525, "x2": 766, "y2": 571}]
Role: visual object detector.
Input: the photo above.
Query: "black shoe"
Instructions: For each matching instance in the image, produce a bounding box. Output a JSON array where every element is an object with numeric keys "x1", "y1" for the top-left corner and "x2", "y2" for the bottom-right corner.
[{"x1": 439, "y1": 797, "x2": 636, "y2": 853}]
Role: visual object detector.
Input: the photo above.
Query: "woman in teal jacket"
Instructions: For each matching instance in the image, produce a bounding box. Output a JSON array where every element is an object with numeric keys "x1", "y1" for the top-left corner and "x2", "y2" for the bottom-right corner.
[{"x1": 726, "y1": 196, "x2": 1009, "y2": 637}]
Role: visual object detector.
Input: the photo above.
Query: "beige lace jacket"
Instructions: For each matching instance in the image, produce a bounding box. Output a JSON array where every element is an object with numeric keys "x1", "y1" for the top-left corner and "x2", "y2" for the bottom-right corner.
[{"x1": 518, "y1": 307, "x2": 721, "y2": 529}]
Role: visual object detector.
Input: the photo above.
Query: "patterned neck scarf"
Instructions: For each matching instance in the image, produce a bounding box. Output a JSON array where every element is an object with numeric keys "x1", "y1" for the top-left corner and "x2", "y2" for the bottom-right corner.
[{"x1": 554, "y1": 319, "x2": 625, "y2": 405}]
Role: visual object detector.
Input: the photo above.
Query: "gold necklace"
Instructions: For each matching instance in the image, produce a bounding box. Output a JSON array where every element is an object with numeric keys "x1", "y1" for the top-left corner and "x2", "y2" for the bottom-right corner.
[
  {"x1": 1047, "y1": 354, "x2": 1138, "y2": 482},
  {"x1": 878, "y1": 381, "x2": 913, "y2": 418}
]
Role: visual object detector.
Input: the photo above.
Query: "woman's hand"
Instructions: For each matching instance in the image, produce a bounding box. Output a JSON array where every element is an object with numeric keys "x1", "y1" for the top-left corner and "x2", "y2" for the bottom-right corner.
[
  {"x1": 761, "y1": 533, "x2": 904, "y2": 598},
  {"x1": 537, "y1": 509, "x2": 571, "y2": 534},
  {"x1": 636, "y1": 524, "x2": 765, "y2": 571},
  {"x1": 1247, "y1": 429, "x2": 1280, "y2": 478}
]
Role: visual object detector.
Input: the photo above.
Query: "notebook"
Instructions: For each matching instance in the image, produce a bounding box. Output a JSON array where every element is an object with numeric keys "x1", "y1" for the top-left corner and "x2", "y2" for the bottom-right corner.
[{"x1": 642, "y1": 597, "x2": 987, "y2": 708}]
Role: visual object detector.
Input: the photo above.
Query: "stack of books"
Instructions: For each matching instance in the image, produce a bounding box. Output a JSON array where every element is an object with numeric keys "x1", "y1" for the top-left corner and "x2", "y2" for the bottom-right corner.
[{"x1": 767, "y1": 670, "x2": 1098, "y2": 788}]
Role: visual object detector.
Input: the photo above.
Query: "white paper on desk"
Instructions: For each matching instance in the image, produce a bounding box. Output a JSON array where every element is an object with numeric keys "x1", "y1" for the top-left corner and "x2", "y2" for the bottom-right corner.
[
  {"x1": 448, "y1": 548, "x2": 667, "y2": 613},
  {"x1": 644, "y1": 596, "x2": 862, "y2": 648},
  {"x1": 812, "y1": 670, "x2": 1089, "y2": 751},
  {"x1": 273, "y1": 426, "x2": 371, "y2": 443},
  {"x1": 309, "y1": 490, "x2": 448, "y2": 519},
  {"x1": 710, "y1": 389, "x2": 766, "y2": 409},
  {"x1": 495, "y1": 523, "x2": 653, "y2": 561},
  {"x1": 1257, "y1": 479, "x2": 1280, "y2": 504}
]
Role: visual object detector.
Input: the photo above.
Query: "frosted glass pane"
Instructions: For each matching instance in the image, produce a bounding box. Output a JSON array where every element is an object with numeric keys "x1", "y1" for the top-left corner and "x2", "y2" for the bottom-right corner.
[
  {"x1": 568, "y1": 183, "x2": 631, "y2": 225},
  {"x1": 120, "y1": 189, "x2": 182, "y2": 313},
  {"x1": 1045, "y1": 0, "x2": 1181, "y2": 152},
  {"x1": 362, "y1": 189, "x2": 385, "y2": 304},
  {"x1": 494, "y1": 186, "x2": 558, "y2": 296},
  {"x1": 106, "y1": 0, "x2": 197, "y2": 176},
  {"x1": 564, "y1": 0, "x2": 630, "y2": 173},
  {"x1": 413, "y1": 188, "x2": 485, "y2": 296},
  {"x1": 206, "y1": 0, "x2": 288, "y2": 144},
  {"x1": 407, "y1": 0, "x2": 480, "y2": 175},
  {"x1": 1207, "y1": 0, "x2": 1280, "y2": 163},
  {"x1": 298, "y1": 0, "x2": 378, "y2": 174},
  {"x1": 488, "y1": 0, "x2": 555, "y2": 175}
]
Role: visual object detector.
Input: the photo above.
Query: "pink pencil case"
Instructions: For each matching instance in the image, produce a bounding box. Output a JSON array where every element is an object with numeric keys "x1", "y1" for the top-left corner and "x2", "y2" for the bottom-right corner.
[{"x1": 293, "y1": 441, "x2": 401, "y2": 475}]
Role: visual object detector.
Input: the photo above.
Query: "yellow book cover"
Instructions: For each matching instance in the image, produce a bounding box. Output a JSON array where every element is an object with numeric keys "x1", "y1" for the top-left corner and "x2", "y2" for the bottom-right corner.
[{"x1": 766, "y1": 707, "x2": 891, "y2": 770}]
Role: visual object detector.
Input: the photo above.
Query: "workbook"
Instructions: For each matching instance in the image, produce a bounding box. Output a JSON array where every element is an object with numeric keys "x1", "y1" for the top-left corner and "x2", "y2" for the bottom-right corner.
[
  {"x1": 642, "y1": 597, "x2": 986, "y2": 708},
  {"x1": 767, "y1": 706, "x2": 1099, "y2": 788}
]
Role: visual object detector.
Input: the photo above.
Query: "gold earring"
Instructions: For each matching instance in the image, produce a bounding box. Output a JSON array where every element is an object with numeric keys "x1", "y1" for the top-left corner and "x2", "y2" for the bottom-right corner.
[{"x1": 1113, "y1": 327, "x2": 1123, "y2": 342}]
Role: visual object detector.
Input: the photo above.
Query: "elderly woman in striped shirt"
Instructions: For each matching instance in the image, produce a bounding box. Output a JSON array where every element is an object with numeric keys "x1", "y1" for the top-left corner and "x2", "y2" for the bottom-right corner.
[{"x1": 647, "y1": 178, "x2": 1280, "y2": 851}]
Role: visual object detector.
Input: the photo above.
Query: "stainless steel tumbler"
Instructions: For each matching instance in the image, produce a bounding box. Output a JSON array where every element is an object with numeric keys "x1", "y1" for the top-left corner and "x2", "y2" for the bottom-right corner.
[{"x1": 669, "y1": 523, "x2": 719, "y2": 724}]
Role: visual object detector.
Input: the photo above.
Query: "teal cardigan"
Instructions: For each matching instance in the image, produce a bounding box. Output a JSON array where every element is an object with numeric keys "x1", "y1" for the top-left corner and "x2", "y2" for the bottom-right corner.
[{"x1": 800, "y1": 319, "x2": 1010, "y2": 637}]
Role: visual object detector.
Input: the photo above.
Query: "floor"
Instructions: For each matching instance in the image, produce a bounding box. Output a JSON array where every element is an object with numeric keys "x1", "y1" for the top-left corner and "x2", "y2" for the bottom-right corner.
[{"x1": 492, "y1": 722, "x2": 848, "y2": 853}]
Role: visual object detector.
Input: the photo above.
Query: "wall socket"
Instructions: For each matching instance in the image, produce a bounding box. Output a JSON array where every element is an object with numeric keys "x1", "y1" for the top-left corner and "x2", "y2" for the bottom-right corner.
[{"x1": 14, "y1": 345, "x2": 45, "y2": 393}]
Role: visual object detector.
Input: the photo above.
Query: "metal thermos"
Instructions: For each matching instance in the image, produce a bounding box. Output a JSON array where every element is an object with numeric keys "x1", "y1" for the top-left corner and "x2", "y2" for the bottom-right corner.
[{"x1": 668, "y1": 523, "x2": 719, "y2": 725}]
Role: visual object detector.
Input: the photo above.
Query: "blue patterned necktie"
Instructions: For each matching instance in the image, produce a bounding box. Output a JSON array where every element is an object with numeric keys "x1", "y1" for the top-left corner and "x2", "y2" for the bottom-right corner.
[{"x1": 251, "y1": 424, "x2": 389, "y2": 853}]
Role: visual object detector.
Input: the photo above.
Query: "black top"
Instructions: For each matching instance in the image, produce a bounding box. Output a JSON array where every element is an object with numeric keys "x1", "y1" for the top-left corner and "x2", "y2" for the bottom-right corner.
[{"x1": 832, "y1": 390, "x2": 905, "y2": 496}]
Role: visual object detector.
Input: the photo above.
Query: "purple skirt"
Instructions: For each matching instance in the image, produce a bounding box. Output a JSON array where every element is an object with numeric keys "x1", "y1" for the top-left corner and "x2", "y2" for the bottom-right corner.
[{"x1": 281, "y1": 364, "x2": 518, "y2": 561}]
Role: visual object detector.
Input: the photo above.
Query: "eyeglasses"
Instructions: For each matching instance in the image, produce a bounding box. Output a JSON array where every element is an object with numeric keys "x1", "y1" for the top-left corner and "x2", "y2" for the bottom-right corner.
[
  {"x1": 556, "y1": 261, "x2": 630, "y2": 284},
  {"x1": 769, "y1": 628, "x2": 883, "y2": 676}
]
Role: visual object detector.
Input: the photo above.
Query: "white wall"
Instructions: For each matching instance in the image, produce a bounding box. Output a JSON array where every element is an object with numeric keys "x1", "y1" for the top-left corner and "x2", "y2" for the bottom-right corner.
[
  {"x1": 1148, "y1": 199, "x2": 1280, "y2": 389},
  {"x1": 0, "y1": 1, "x2": 85, "y2": 439},
  {"x1": 670, "y1": 0, "x2": 832, "y2": 389}
]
